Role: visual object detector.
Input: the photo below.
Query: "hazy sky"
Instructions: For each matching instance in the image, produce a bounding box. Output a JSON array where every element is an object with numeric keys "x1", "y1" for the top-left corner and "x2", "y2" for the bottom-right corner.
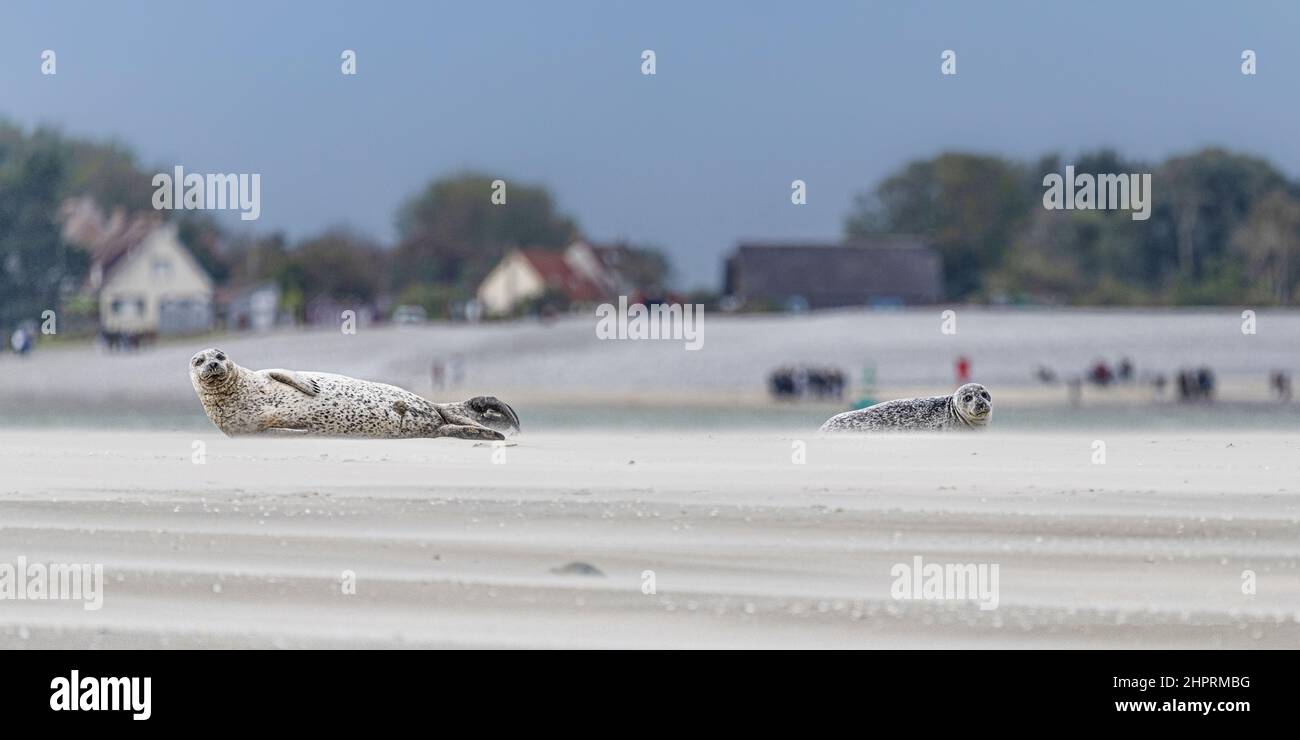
[{"x1": 3, "y1": 1, "x2": 1298, "y2": 288}]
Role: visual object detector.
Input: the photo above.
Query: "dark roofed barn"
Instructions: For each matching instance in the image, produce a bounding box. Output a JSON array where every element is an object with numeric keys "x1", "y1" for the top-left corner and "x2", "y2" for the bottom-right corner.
[{"x1": 724, "y1": 239, "x2": 942, "y2": 309}]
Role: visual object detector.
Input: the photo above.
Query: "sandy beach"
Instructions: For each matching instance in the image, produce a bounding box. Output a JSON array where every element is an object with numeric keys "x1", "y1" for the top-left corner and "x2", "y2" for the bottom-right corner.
[
  {"x1": 1, "y1": 310, "x2": 1298, "y2": 648},
  {"x1": 4, "y1": 0, "x2": 1300, "y2": 663},
  {"x1": 2, "y1": 428, "x2": 1297, "y2": 648}
]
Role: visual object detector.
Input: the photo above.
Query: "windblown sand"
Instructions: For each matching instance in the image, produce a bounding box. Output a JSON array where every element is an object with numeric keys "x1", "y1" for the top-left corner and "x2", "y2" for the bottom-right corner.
[{"x1": 2, "y1": 429, "x2": 1297, "y2": 648}]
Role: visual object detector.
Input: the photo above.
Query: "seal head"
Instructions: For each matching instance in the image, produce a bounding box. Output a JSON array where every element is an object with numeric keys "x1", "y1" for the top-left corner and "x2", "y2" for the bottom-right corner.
[
  {"x1": 190, "y1": 347, "x2": 237, "y2": 392},
  {"x1": 951, "y1": 382, "x2": 992, "y2": 427}
]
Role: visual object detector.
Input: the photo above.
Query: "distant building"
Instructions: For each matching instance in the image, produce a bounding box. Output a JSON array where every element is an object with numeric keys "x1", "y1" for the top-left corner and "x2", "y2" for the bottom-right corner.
[
  {"x1": 221, "y1": 281, "x2": 281, "y2": 331},
  {"x1": 477, "y1": 241, "x2": 613, "y2": 316},
  {"x1": 723, "y1": 239, "x2": 943, "y2": 310},
  {"x1": 96, "y1": 223, "x2": 214, "y2": 337},
  {"x1": 60, "y1": 199, "x2": 214, "y2": 340}
]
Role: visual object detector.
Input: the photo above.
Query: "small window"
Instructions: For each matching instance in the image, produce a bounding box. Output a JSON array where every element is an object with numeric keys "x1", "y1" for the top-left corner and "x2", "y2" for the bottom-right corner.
[
  {"x1": 112, "y1": 299, "x2": 124, "y2": 315},
  {"x1": 152, "y1": 259, "x2": 172, "y2": 279}
]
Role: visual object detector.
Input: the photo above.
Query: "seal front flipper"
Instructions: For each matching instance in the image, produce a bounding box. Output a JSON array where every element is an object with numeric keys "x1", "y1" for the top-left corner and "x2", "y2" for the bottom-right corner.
[{"x1": 268, "y1": 370, "x2": 321, "y2": 397}]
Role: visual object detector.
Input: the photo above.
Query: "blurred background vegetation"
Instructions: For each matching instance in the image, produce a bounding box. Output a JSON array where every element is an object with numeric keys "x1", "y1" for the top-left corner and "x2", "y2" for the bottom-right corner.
[
  {"x1": 4, "y1": 117, "x2": 1300, "y2": 335},
  {"x1": 847, "y1": 149, "x2": 1300, "y2": 305}
]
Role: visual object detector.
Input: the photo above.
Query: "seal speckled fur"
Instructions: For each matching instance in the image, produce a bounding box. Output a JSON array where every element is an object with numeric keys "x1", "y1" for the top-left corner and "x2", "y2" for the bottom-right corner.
[
  {"x1": 819, "y1": 383, "x2": 992, "y2": 433},
  {"x1": 189, "y1": 348, "x2": 519, "y2": 441}
]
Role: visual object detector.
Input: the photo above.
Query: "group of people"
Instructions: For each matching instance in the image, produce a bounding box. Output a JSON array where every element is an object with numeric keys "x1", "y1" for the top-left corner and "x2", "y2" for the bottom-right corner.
[
  {"x1": 1083, "y1": 357, "x2": 1135, "y2": 386},
  {"x1": 97, "y1": 331, "x2": 152, "y2": 352},
  {"x1": 1035, "y1": 357, "x2": 1241, "y2": 404},
  {"x1": 769, "y1": 366, "x2": 847, "y2": 401},
  {"x1": 1167, "y1": 367, "x2": 1217, "y2": 402}
]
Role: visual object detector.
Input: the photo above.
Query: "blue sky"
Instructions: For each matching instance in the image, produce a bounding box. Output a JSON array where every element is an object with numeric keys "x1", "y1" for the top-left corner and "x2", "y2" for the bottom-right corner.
[{"x1": 3, "y1": 0, "x2": 1298, "y2": 288}]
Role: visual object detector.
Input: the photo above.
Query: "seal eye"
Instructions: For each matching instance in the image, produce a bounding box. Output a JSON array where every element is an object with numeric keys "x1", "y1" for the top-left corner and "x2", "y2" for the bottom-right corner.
[
  {"x1": 215, "y1": 353, "x2": 226, "y2": 361},
  {"x1": 964, "y1": 394, "x2": 972, "y2": 402},
  {"x1": 193, "y1": 357, "x2": 203, "y2": 367}
]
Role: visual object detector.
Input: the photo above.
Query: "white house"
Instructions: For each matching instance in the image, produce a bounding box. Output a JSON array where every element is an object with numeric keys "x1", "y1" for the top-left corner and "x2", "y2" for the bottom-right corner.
[
  {"x1": 95, "y1": 222, "x2": 214, "y2": 337},
  {"x1": 476, "y1": 241, "x2": 615, "y2": 317}
]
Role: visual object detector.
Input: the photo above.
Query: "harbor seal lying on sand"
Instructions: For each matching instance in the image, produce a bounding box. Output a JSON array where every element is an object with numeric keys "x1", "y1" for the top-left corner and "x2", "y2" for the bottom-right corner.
[
  {"x1": 189, "y1": 348, "x2": 520, "y2": 440},
  {"x1": 819, "y1": 383, "x2": 991, "y2": 433}
]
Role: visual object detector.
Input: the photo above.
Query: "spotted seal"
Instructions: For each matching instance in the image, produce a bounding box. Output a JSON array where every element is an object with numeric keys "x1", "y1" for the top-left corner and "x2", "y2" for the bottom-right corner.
[
  {"x1": 819, "y1": 383, "x2": 992, "y2": 433},
  {"x1": 189, "y1": 347, "x2": 519, "y2": 440}
]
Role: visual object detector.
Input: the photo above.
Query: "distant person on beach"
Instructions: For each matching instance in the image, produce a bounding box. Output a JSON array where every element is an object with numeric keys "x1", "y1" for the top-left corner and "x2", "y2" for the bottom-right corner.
[
  {"x1": 769, "y1": 367, "x2": 796, "y2": 399},
  {"x1": 1176, "y1": 367, "x2": 1216, "y2": 402},
  {"x1": 1271, "y1": 371, "x2": 1293, "y2": 401},
  {"x1": 955, "y1": 356, "x2": 971, "y2": 384},
  {"x1": 1177, "y1": 370, "x2": 1192, "y2": 401},
  {"x1": 828, "y1": 368, "x2": 845, "y2": 400},
  {"x1": 9, "y1": 327, "x2": 32, "y2": 355},
  {"x1": 768, "y1": 365, "x2": 846, "y2": 401},
  {"x1": 1197, "y1": 367, "x2": 1215, "y2": 400},
  {"x1": 1118, "y1": 357, "x2": 1134, "y2": 382},
  {"x1": 1089, "y1": 361, "x2": 1113, "y2": 386}
]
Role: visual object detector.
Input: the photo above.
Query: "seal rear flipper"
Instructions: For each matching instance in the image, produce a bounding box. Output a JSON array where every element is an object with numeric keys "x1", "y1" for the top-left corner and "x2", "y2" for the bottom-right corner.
[
  {"x1": 467, "y1": 395, "x2": 520, "y2": 433},
  {"x1": 268, "y1": 370, "x2": 321, "y2": 397},
  {"x1": 439, "y1": 396, "x2": 521, "y2": 434},
  {"x1": 435, "y1": 424, "x2": 505, "y2": 441}
]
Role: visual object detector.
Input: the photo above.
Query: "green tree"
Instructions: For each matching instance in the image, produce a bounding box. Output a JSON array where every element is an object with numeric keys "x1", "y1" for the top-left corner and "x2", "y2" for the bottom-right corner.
[
  {"x1": 846, "y1": 153, "x2": 1033, "y2": 299},
  {"x1": 0, "y1": 146, "x2": 83, "y2": 330},
  {"x1": 1231, "y1": 190, "x2": 1300, "y2": 304},
  {"x1": 1153, "y1": 148, "x2": 1288, "y2": 284},
  {"x1": 848, "y1": 147, "x2": 1300, "y2": 305},
  {"x1": 224, "y1": 231, "x2": 290, "y2": 288},
  {"x1": 176, "y1": 212, "x2": 231, "y2": 285},
  {"x1": 279, "y1": 228, "x2": 385, "y2": 304},
  {"x1": 391, "y1": 172, "x2": 578, "y2": 292},
  {"x1": 610, "y1": 244, "x2": 672, "y2": 293}
]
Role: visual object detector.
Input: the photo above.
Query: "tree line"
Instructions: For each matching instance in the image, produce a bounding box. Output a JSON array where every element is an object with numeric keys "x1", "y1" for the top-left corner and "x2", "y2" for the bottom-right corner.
[
  {"x1": 4, "y1": 119, "x2": 1299, "y2": 338},
  {"x1": 846, "y1": 149, "x2": 1300, "y2": 305},
  {"x1": 0, "y1": 121, "x2": 667, "y2": 331}
]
